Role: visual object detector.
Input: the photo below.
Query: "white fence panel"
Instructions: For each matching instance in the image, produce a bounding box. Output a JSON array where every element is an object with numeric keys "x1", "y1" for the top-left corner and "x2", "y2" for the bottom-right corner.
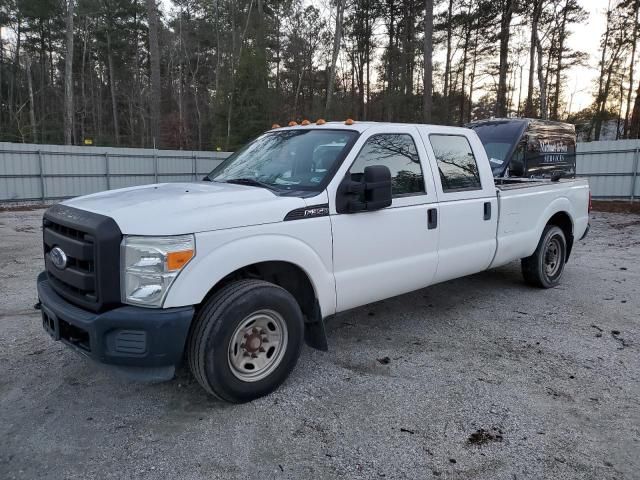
[
  {"x1": 577, "y1": 140, "x2": 640, "y2": 200},
  {"x1": 0, "y1": 142, "x2": 230, "y2": 202},
  {"x1": 3, "y1": 139, "x2": 639, "y2": 203}
]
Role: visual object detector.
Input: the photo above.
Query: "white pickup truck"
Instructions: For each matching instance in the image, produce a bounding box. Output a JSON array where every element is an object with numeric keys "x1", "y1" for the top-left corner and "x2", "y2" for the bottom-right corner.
[{"x1": 37, "y1": 121, "x2": 590, "y2": 402}]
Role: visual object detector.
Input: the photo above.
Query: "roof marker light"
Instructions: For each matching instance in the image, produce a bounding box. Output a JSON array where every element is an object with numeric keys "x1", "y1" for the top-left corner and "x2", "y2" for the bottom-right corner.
[
  {"x1": 316, "y1": 119, "x2": 326, "y2": 125},
  {"x1": 345, "y1": 118, "x2": 355, "y2": 125},
  {"x1": 288, "y1": 121, "x2": 298, "y2": 127},
  {"x1": 271, "y1": 123, "x2": 281, "y2": 129},
  {"x1": 301, "y1": 119, "x2": 311, "y2": 126}
]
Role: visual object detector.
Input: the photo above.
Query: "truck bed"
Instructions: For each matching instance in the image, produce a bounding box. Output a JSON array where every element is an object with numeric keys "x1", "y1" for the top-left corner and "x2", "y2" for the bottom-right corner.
[{"x1": 490, "y1": 177, "x2": 590, "y2": 269}]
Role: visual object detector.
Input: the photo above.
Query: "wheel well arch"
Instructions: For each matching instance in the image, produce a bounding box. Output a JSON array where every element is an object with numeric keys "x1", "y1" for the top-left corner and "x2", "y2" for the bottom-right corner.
[
  {"x1": 546, "y1": 211, "x2": 574, "y2": 260},
  {"x1": 200, "y1": 260, "x2": 318, "y2": 326}
]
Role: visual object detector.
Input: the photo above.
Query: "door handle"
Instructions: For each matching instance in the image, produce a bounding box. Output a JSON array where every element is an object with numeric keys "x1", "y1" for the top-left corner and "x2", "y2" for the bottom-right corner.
[
  {"x1": 483, "y1": 202, "x2": 492, "y2": 220},
  {"x1": 427, "y1": 208, "x2": 438, "y2": 229}
]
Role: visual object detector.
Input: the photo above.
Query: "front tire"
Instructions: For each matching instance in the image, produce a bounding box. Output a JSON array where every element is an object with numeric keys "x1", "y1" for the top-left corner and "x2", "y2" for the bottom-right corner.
[
  {"x1": 188, "y1": 279, "x2": 304, "y2": 403},
  {"x1": 521, "y1": 225, "x2": 567, "y2": 288}
]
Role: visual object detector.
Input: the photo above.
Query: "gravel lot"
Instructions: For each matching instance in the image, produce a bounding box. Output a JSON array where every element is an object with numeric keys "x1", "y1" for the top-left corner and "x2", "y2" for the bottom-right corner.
[{"x1": 1, "y1": 208, "x2": 639, "y2": 480}]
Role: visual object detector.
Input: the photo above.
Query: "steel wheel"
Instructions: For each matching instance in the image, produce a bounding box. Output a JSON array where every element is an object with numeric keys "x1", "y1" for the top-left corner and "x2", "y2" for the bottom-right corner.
[
  {"x1": 227, "y1": 309, "x2": 289, "y2": 382},
  {"x1": 544, "y1": 236, "x2": 562, "y2": 277}
]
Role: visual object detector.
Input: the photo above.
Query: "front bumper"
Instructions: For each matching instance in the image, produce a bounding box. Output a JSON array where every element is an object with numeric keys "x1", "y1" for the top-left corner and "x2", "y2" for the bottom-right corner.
[{"x1": 37, "y1": 272, "x2": 194, "y2": 380}]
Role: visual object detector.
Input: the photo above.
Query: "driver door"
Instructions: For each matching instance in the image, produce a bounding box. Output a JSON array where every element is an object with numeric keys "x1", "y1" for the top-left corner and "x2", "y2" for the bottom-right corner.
[{"x1": 328, "y1": 126, "x2": 440, "y2": 312}]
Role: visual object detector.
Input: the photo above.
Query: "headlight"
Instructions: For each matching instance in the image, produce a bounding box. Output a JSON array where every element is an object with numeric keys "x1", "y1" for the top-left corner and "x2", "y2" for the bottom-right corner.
[{"x1": 121, "y1": 234, "x2": 195, "y2": 307}]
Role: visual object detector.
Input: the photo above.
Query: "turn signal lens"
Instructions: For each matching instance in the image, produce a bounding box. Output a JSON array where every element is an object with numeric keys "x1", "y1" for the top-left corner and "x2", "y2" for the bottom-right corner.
[
  {"x1": 288, "y1": 121, "x2": 298, "y2": 126},
  {"x1": 316, "y1": 119, "x2": 326, "y2": 125},
  {"x1": 167, "y1": 249, "x2": 194, "y2": 271},
  {"x1": 345, "y1": 118, "x2": 354, "y2": 125}
]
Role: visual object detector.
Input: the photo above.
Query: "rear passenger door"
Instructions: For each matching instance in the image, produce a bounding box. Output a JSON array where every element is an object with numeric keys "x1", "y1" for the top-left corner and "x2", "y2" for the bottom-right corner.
[{"x1": 422, "y1": 132, "x2": 498, "y2": 283}]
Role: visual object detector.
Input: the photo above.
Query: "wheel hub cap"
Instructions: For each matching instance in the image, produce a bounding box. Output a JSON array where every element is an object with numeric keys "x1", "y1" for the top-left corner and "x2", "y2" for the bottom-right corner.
[
  {"x1": 544, "y1": 237, "x2": 562, "y2": 277},
  {"x1": 228, "y1": 309, "x2": 288, "y2": 382}
]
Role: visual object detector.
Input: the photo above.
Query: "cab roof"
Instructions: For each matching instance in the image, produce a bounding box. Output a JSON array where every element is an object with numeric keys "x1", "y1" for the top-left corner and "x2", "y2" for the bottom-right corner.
[{"x1": 271, "y1": 121, "x2": 472, "y2": 135}]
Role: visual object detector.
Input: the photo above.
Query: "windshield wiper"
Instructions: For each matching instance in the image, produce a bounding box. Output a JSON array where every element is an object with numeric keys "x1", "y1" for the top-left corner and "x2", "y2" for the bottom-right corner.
[{"x1": 223, "y1": 178, "x2": 277, "y2": 190}]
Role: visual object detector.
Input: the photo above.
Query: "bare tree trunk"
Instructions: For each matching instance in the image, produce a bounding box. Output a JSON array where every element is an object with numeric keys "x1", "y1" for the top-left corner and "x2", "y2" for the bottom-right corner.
[
  {"x1": 468, "y1": 28, "x2": 479, "y2": 124},
  {"x1": 629, "y1": 79, "x2": 640, "y2": 138},
  {"x1": 591, "y1": 2, "x2": 612, "y2": 139},
  {"x1": 496, "y1": 0, "x2": 515, "y2": 117},
  {"x1": 535, "y1": 33, "x2": 547, "y2": 119},
  {"x1": 625, "y1": 0, "x2": 639, "y2": 137},
  {"x1": 325, "y1": 0, "x2": 345, "y2": 117},
  {"x1": 443, "y1": 0, "x2": 453, "y2": 103},
  {"x1": 525, "y1": 0, "x2": 541, "y2": 117},
  {"x1": 146, "y1": 0, "x2": 161, "y2": 147},
  {"x1": 26, "y1": 56, "x2": 37, "y2": 143},
  {"x1": 63, "y1": 0, "x2": 75, "y2": 144},
  {"x1": 8, "y1": 18, "x2": 20, "y2": 124},
  {"x1": 0, "y1": 26, "x2": 3, "y2": 127},
  {"x1": 293, "y1": 71, "x2": 303, "y2": 117},
  {"x1": 422, "y1": 0, "x2": 433, "y2": 123},
  {"x1": 225, "y1": 0, "x2": 253, "y2": 150},
  {"x1": 80, "y1": 18, "x2": 89, "y2": 141},
  {"x1": 552, "y1": 2, "x2": 568, "y2": 120},
  {"x1": 459, "y1": 13, "x2": 471, "y2": 126},
  {"x1": 106, "y1": 30, "x2": 120, "y2": 145}
]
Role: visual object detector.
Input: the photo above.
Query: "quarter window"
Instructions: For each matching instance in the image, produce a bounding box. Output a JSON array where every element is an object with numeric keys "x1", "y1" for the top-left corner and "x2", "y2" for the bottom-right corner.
[
  {"x1": 348, "y1": 134, "x2": 425, "y2": 196},
  {"x1": 430, "y1": 135, "x2": 481, "y2": 192}
]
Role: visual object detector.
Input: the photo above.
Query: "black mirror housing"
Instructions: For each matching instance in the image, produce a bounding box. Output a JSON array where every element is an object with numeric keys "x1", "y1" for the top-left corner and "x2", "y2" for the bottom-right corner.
[
  {"x1": 336, "y1": 165, "x2": 392, "y2": 213},
  {"x1": 362, "y1": 165, "x2": 392, "y2": 210}
]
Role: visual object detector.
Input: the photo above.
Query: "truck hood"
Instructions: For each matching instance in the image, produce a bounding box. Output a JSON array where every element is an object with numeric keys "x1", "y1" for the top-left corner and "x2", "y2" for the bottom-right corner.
[{"x1": 62, "y1": 182, "x2": 307, "y2": 235}]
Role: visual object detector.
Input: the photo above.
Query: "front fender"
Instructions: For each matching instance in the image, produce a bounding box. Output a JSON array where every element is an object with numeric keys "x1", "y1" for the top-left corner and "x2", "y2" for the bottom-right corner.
[{"x1": 163, "y1": 232, "x2": 336, "y2": 318}]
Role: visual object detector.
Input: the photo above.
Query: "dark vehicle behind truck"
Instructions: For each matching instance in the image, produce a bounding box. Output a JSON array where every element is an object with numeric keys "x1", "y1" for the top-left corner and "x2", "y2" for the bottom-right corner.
[{"x1": 467, "y1": 118, "x2": 576, "y2": 179}]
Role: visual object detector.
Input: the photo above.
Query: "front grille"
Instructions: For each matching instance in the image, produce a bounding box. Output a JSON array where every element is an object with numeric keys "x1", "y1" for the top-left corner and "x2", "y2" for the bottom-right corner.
[
  {"x1": 43, "y1": 204, "x2": 122, "y2": 312},
  {"x1": 44, "y1": 219, "x2": 97, "y2": 304}
]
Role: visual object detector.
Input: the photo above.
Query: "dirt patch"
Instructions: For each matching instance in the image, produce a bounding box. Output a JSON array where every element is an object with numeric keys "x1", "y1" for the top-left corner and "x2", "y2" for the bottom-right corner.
[
  {"x1": 467, "y1": 428, "x2": 504, "y2": 446},
  {"x1": 0, "y1": 203, "x2": 49, "y2": 212},
  {"x1": 608, "y1": 219, "x2": 640, "y2": 230},
  {"x1": 592, "y1": 200, "x2": 640, "y2": 215}
]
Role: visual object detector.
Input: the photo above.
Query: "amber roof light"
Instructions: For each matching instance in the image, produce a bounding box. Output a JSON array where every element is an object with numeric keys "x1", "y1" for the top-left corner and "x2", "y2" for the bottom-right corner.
[
  {"x1": 316, "y1": 119, "x2": 326, "y2": 125},
  {"x1": 345, "y1": 118, "x2": 355, "y2": 125},
  {"x1": 271, "y1": 123, "x2": 281, "y2": 129},
  {"x1": 301, "y1": 120, "x2": 311, "y2": 126},
  {"x1": 288, "y1": 121, "x2": 298, "y2": 127}
]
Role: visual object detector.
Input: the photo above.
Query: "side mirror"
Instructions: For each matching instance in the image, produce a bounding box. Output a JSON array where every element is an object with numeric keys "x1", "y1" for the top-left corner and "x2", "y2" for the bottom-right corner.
[{"x1": 336, "y1": 165, "x2": 392, "y2": 214}]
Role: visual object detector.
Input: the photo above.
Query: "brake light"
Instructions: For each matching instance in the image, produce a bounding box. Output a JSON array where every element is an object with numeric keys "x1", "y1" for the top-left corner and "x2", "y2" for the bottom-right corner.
[{"x1": 588, "y1": 191, "x2": 592, "y2": 213}]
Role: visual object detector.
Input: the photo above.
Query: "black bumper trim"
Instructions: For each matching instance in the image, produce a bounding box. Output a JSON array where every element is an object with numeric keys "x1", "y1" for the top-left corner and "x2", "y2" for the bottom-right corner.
[
  {"x1": 37, "y1": 272, "x2": 194, "y2": 370},
  {"x1": 580, "y1": 223, "x2": 590, "y2": 241}
]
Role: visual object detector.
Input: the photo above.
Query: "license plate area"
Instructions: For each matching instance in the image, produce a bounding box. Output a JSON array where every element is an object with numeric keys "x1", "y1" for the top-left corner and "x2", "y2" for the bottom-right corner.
[{"x1": 41, "y1": 306, "x2": 60, "y2": 340}]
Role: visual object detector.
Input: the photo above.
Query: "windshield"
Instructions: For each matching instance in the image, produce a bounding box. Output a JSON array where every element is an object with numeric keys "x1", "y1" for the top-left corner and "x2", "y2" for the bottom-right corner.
[
  {"x1": 469, "y1": 122, "x2": 526, "y2": 175},
  {"x1": 208, "y1": 129, "x2": 358, "y2": 191}
]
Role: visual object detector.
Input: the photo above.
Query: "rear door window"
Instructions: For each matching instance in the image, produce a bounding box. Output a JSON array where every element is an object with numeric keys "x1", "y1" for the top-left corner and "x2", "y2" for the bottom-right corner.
[{"x1": 430, "y1": 135, "x2": 482, "y2": 192}]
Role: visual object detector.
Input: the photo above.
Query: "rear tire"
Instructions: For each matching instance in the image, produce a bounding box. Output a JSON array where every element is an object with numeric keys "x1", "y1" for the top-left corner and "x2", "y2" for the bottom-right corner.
[
  {"x1": 521, "y1": 225, "x2": 567, "y2": 288},
  {"x1": 188, "y1": 279, "x2": 304, "y2": 403}
]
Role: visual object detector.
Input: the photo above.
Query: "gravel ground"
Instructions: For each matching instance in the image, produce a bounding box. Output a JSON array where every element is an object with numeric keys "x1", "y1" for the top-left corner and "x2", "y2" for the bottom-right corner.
[{"x1": 1, "y1": 208, "x2": 639, "y2": 480}]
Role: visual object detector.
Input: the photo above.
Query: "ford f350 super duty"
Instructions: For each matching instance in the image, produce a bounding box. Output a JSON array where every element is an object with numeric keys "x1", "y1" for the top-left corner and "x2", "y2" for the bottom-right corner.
[{"x1": 37, "y1": 121, "x2": 590, "y2": 402}]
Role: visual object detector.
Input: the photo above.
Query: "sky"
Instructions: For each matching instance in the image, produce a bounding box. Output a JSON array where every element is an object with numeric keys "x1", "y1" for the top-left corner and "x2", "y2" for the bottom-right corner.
[{"x1": 565, "y1": 0, "x2": 609, "y2": 113}]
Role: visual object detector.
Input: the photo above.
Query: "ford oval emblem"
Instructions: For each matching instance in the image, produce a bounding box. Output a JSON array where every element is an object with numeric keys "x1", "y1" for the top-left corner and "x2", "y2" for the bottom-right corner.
[{"x1": 50, "y1": 247, "x2": 68, "y2": 270}]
